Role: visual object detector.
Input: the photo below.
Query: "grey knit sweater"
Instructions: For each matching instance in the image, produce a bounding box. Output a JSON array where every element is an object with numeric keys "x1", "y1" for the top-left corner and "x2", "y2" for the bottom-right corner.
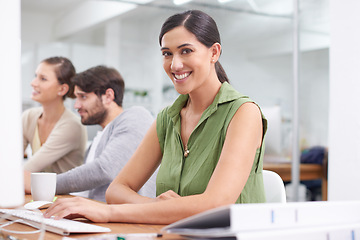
[{"x1": 56, "y1": 106, "x2": 156, "y2": 202}]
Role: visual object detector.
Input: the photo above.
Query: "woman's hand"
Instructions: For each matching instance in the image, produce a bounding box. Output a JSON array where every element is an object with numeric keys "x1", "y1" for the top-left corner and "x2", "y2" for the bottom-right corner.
[
  {"x1": 44, "y1": 197, "x2": 112, "y2": 223},
  {"x1": 24, "y1": 170, "x2": 32, "y2": 194},
  {"x1": 156, "y1": 190, "x2": 181, "y2": 201}
]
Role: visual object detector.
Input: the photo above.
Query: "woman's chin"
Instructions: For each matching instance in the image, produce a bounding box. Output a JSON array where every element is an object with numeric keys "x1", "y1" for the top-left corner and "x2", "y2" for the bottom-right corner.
[
  {"x1": 174, "y1": 86, "x2": 190, "y2": 95},
  {"x1": 31, "y1": 96, "x2": 43, "y2": 104}
]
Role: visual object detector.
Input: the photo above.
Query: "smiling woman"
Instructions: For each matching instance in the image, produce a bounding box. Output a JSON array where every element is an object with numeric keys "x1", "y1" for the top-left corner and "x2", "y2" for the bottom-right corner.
[
  {"x1": 22, "y1": 57, "x2": 87, "y2": 193},
  {"x1": 44, "y1": 10, "x2": 267, "y2": 225},
  {"x1": 154, "y1": 9, "x2": 266, "y2": 206}
]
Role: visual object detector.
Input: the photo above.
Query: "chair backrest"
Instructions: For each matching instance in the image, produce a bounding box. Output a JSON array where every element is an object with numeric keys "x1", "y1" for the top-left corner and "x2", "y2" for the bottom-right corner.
[{"x1": 262, "y1": 170, "x2": 287, "y2": 203}]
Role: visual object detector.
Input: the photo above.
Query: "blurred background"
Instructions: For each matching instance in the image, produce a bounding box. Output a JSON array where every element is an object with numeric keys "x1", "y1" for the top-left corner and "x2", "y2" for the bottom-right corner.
[{"x1": 21, "y1": 0, "x2": 330, "y2": 163}]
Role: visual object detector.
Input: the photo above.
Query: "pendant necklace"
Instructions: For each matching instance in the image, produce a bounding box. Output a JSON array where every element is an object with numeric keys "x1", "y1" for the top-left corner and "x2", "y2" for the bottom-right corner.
[
  {"x1": 183, "y1": 99, "x2": 191, "y2": 158},
  {"x1": 184, "y1": 145, "x2": 190, "y2": 158}
]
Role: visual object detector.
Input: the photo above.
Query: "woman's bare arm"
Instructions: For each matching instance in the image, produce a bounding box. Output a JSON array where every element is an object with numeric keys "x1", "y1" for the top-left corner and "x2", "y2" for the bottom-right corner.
[
  {"x1": 106, "y1": 121, "x2": 162, "y2": 204},
  {"x1": 45, "y1": 102, "x2": 263, "y2": 224}
]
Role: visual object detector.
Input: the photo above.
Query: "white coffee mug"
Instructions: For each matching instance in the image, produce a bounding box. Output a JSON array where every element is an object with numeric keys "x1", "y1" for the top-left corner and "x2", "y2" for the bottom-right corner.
[{"x1": 31, "y1": 172, "x2": 57, "y2": 202}]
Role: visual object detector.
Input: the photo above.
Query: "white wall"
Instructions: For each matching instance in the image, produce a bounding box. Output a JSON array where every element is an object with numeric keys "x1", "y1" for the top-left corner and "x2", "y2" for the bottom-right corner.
[
  {"x1": 220, "y1": 48, "x2": 329, "y2": 152},
  {"x1": 328, "y1": 0, "x2": 360, "y2": 200},
  {"x1": 21, "y1": 11, "x2": 54, "y2": 43},
  {"x1": 0, "y1": 0, "x2": 24, "y2": 207}
]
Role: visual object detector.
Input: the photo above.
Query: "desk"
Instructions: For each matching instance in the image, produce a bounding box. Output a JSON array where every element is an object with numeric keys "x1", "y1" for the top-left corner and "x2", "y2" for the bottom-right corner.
[
  {"x1": 263, "y1": 162, "x2": 327, "y2": 201},
  {"x1": 1, "y1": 195, "x2": 183, "y2": 240}
]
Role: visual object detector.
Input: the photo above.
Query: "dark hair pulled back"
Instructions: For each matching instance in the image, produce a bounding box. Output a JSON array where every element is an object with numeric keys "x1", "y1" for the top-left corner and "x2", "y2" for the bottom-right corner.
[
  {"x1": 159, "y1": 10, "x2": 229, "y2": 83},
  {"x1": 41, "y1": 56, "x2": 76, "y2": 99}
]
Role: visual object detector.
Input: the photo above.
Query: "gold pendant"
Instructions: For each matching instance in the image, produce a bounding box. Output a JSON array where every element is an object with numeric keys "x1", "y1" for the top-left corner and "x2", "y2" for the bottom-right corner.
[{"x1": 184, "y1": 145, "x2": 190, "y2": 157}]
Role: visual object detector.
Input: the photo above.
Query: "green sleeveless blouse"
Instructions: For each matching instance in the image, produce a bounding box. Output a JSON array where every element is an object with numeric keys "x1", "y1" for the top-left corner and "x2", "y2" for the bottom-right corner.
[{"x1": 156, "y1": 82, "x2": 267, "y2": 203}]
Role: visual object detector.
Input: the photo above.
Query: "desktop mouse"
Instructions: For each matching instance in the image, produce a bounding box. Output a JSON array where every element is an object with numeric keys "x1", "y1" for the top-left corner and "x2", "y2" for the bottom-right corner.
[{"x1": 24, "y1": 200, "x2": 53, "y2": 210}]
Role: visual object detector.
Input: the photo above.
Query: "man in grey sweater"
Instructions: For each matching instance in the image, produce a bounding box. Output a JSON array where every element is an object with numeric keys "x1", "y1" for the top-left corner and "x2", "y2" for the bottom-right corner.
[{"x1": 55, "y1": 65, "x2": 156, "y2": 202}]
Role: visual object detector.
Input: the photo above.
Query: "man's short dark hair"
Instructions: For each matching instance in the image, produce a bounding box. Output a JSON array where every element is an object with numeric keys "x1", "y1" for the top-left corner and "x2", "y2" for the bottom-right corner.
[{"x1": 72, "y1": 65, "x2": 125, "y2": 106}]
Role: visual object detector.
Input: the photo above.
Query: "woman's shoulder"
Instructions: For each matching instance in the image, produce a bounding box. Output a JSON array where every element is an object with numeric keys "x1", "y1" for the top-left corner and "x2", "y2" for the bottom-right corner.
[
  {"x1": 22, "y1": 106, "x2": 42, "y2": 116},
  {"x1": 59, "y1": 108, "x2": 85, "y2": 128},
  {"x1": 158, "y1": 94, "x2": 187, "y2": 120},
  {"x1": 22, "y1": 107, "x2": 42, "y2": 132},
  {"x1": 158, "y1": 104, "x2": 171, "y2": 114},
  {"x1": 155, "y1": 105, "x2": 174, "y2": 136},
  {"x1": 217, "y1": 83, "x2": 251, "y2": 104},
  {"x1": 156, "y1": 105, "x2": 173, "y2": 122},
  {"x1": 22, "y1": 107, "x2": 42, "y2": 121}
]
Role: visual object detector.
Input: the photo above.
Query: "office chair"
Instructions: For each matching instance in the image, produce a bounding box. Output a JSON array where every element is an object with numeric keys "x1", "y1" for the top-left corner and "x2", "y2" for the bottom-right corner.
[{"x1": 262, "y1": 170, "x2": 287, "y2": 203}]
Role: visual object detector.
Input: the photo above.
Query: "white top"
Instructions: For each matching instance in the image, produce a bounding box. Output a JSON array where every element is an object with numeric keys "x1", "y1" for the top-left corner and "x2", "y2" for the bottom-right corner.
[
  {"x1": 86, "y1": 129, "x2": 105, "y2": 164},
  {"x1": 70, "y1": 129, "x2": 104, "y2": 198}
]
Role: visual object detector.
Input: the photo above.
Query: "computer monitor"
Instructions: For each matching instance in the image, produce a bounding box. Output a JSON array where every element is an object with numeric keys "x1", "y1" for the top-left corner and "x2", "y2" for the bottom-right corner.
[
  {"x1": 261, "y1": 105, "x2": 282, "y2": 156},
  {"x1": 0, "y1": 0, "x2": 24, "y2": 208}
]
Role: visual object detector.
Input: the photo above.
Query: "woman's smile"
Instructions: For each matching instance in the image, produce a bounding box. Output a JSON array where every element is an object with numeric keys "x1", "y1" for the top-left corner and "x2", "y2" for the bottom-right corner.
[{"x1": 173, "y1": 72, "x2": 191, "y2": 83}]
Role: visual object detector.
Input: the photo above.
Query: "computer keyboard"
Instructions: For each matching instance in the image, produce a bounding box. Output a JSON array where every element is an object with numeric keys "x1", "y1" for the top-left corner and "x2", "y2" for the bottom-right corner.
[{"x1": 0, "y1": 208, "x2": 111, "y2": 236}]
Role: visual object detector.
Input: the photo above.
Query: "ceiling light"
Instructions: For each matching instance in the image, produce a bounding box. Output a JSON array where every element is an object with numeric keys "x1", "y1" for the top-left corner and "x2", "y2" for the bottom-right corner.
[
  {"x1": 173, "y1": 0, "x2": 192, "y2": 5},
  {"x1": 218, "y1": 0, "x2": 234, "y2": 3}
]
